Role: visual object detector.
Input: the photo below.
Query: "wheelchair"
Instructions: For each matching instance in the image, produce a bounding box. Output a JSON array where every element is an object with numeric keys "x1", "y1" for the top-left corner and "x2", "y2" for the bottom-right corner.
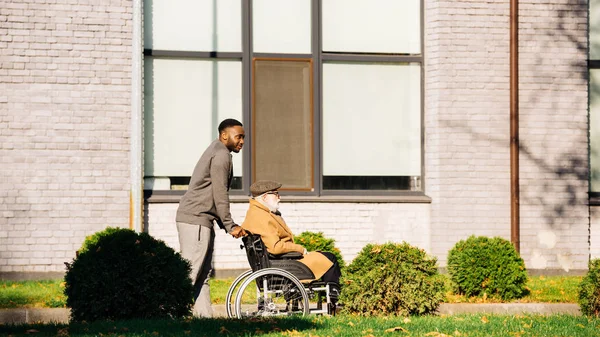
[{"x1": 225, "y1": 233, "x2": 340, "y2": 318}]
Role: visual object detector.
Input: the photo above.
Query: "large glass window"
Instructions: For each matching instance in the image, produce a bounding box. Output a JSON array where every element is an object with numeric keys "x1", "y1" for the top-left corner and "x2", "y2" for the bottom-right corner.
[
  {"x1": 143, "y1": 0, "x2": 423, "y2": 196},
  {"x1": 322, "y1": 62, "x2": 421, "y2": 190}
]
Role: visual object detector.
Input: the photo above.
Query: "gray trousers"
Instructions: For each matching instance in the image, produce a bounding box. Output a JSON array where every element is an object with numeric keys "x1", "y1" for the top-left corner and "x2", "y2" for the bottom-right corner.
[{"x1": 177, "y1": 222, "x2": 215, "y2": 318}]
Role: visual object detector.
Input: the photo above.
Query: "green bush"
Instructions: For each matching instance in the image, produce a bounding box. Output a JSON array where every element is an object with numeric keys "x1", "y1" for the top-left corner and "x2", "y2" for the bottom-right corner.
[
  {"x1": 64, "y1": 227, "x2": 193, "y2": 322},
  {"x1": 447, "y1": 235, "x2": 528, "y2": 301},
  {"x1": 294, "y1": 231, "x2": 346, "y2": 269},
  {"x1": 578, "y1": 258, "x2": 600, "y2": 317},
  {"x1": 340, "y1": 242, "x2": 445, "y2": 316}
]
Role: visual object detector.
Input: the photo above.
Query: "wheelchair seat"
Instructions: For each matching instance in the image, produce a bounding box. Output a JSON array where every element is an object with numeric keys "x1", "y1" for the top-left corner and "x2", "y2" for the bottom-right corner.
[{"x1": 242, "y1": 234, "x2": 315, "y2": 281}]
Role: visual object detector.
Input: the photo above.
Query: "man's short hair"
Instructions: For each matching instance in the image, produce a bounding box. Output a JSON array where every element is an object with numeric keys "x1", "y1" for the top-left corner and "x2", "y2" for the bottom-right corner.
[{"x1": 218, "y1": 118, "x2": 243, "y2": 134}]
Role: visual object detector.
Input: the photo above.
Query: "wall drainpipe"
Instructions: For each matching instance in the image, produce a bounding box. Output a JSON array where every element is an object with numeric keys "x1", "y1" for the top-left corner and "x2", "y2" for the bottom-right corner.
[
  {"x1": 510, "y1": 0, "x2": 520, "y2": 252},
  {"x1": 130, "y1": 0, "x2": 143, "y2": 232}
]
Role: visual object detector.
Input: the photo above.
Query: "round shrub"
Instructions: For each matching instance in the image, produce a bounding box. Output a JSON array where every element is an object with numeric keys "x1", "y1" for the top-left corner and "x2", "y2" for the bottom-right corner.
[
  {"x1": 294, "y1": 231, "x2": 346, "y2": 269},
  {"x1": 578, "y1": 258, "x2": 600, "y2": 317},
  {"x1": 340, "y1": 242, "x2": 446, "y2": 316},
  {"x1": 447, "y1": 235, "x2": 528, "y2": 301},
  {"x1": 64, "y1": 227, "x2": 193, "y2": 322}
]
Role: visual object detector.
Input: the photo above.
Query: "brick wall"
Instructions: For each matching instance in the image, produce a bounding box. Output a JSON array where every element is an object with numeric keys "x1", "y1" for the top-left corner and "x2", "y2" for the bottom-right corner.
[
  {"x1": 425, "y1": 0, "x2": 512, "y2": 265},
  {"x1": 146, "y1": 201, "x2": 432, "y2": 271},
  {"x1": 425, "y1": 0, "x2": 589, "y2": 270},
  {"x1": 0, "y1": 0, "x2": 132, "y2": 272},
  {"x1": 518, "y1": 0, "x2": 589, "y2": 271},
  {"x1": 0, "y1": 0, "x2": 592, "y2": 274}
]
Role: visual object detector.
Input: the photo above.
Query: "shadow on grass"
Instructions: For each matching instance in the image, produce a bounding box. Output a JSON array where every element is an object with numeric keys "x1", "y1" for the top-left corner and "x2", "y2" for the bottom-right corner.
[{"x1": 0, "y1": 316, "x2": 320, "y2": 337}]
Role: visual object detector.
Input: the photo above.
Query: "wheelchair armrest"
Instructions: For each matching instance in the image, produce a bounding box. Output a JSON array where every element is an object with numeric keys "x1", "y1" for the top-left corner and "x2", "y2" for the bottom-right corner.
[{"x1": 268, "y1": 252, "x2": 304, "y2": 260}]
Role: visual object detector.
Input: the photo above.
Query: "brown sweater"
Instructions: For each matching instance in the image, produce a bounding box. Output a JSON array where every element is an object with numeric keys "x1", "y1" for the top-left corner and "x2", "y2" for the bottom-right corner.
[{"x1": 176, "y1": 139, "x2": 235, "y2": 231}]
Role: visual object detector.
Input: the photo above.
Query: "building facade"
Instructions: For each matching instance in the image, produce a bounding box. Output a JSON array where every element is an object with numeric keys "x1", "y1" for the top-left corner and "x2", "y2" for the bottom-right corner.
[{"x1": 1, "y1": 0, "x2": 598, "y2": 276}]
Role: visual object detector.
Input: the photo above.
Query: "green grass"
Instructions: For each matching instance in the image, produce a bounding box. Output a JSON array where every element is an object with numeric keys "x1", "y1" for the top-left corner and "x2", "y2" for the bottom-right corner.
[
  {"x1": 445, "y1": 276, "x2": 583, "y2": 304},
  {"x1": 0, "y1": 275, "x2": 583, "y2": 309},
  {"x1": 0, "y1": 280, "x2": 66, "y2": 308},
  {"x1": 1, "y1": 314, "x2": 599, "y2": 337}
]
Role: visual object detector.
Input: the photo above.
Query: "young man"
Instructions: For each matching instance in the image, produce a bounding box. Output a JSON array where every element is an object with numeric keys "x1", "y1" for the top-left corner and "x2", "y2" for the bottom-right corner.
[
  {"x1": 175, "y1": 118, "x2": 246, "y2": 318},
  {"x1": 241, "y1": 180, "x2": 342, "y2": 287}
]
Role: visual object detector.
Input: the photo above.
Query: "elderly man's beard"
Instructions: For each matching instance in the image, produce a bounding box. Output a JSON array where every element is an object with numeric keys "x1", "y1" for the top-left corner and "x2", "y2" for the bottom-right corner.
[{"x1": 261, "y1": 197, "x2": 280, "y2": 213}]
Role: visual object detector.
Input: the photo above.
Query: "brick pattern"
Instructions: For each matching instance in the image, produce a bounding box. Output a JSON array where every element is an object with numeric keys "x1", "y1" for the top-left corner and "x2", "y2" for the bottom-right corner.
[
  {"x1": 0, "y1": 0, "x2": 132, "y2": 272},
  {"x1": 425, "y1": 0, "x2": 589, "y2": 270},
  {"x1": 425, "y1": 0, "x2": 512, "y2": 265},
  {"x1": 0, "y1": 0, "x2": 593, "y2": 273},
  {"x1": 146, "y1": 202, "x2": 432, "y2": 271},
  {"x1": 518, "y1": 1, "x2": 589, "y2": 271}
]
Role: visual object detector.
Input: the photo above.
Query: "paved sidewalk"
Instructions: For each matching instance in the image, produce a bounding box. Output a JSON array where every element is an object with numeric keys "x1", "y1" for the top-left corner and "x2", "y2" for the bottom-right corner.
[{"x1": 0, "y1": 303, "x2": 581, "y2": 325}]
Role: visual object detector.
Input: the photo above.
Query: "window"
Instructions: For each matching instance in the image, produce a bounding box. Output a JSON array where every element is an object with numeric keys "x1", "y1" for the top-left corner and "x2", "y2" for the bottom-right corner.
[
  {"x1": 591, "y1": 0, "x2": 600, "y2": 192},
  {"x1": 143, "y1": 0, "x2": 423, "y2": 195}
]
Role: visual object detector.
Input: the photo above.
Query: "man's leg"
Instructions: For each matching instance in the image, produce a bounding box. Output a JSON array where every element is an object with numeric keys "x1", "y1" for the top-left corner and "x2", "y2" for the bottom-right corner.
[
  {"x1": 176, "y1": 222, "x2": 215, "y2": 317},
  {"x1": 194, "y1": 225, "x2": 215, "y2": 317}
]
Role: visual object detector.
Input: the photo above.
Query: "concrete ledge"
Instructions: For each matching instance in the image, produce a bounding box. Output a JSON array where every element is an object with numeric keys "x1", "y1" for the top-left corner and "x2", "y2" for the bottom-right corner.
[
  {"x1": 0, "y1": 308, "x2": 70, "y2": 324},
  {"x1": 0, "y1": 272, "x2": 66, "y2": 281},
  {"x1": 438, "y1": 303, "x2": 580, "y2": 316}
]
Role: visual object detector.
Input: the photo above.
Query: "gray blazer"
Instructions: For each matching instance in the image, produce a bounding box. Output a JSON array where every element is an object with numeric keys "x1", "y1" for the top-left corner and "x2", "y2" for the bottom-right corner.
[{"x1": 176, "y1": 139, "x2": 235, "y2": 231}]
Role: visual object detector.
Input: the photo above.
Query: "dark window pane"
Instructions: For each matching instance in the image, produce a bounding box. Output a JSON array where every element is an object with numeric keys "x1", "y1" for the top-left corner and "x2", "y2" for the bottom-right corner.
[{"x1": 323, "y1": 176, "x2": 410, "y2": 190}]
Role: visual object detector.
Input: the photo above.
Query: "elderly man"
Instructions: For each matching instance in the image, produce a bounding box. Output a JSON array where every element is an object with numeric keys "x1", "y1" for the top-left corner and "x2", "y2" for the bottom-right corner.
[{"x1": 241, "y1": 180, "x2": 342, "y2": 288}]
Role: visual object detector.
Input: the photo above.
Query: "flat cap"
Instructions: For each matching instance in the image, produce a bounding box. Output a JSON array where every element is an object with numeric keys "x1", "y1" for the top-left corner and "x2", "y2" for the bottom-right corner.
[{"x1": 250, "y1": 180, "x2": 282, "y2": 197}]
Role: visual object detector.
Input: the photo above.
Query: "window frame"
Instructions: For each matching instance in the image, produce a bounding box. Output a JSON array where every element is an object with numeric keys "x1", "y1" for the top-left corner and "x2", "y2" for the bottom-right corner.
[{"x1": 142, "y1": 0, "x2": 426, "y2": 198}]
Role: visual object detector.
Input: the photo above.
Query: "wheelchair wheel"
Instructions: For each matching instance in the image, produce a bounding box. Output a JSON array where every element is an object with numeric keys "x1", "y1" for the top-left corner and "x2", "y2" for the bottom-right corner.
[
  {"x1": 225, "y1": 269, "x2": 253, "y2": 318},
  {"x1": 234, "y1": 268, "x2": 309, "y2": 318}
]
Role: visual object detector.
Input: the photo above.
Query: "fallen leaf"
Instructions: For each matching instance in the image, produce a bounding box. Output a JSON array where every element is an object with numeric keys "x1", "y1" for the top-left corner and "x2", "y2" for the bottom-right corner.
[
  {"x1": 481, "y1": 316, "x2": 489, "y2": 324},
  {"x1": 385, "y1": 326, "x2": 408, "y2": 333},
  {"x1": 403, "y1": 318, "x2": 411, "y2": 323},
  {"x1": 348, "y1": 322, "x2": 355, "y2": 326},
  {"x1": 219, "y1": 326, "x2": 230, "y2": 334}
]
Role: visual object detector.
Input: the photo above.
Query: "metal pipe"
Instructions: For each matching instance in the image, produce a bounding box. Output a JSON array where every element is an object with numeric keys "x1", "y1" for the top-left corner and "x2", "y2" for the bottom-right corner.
[
  {"x1": 510, "y1": 0, "x2": 520, "y2": 252},
  {"x1": 130, "y1": 0, "x2": 143, "y2": 232}
]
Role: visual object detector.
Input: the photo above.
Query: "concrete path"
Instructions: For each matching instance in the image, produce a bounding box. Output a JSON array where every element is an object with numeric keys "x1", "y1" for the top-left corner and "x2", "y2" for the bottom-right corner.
[{"x1": 0, "y1": 303, "x2": 581, "y2": 325}]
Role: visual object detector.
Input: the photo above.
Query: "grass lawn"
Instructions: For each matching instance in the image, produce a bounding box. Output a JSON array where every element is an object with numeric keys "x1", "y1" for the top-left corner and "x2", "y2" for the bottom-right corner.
[
  {"x1": 445, "y1": 275, "x2": 583, "y2": 303},
  {"x1": 0, "y1": 275, "x2": 583, "y2": 309},
  {"x1": 1, "y1": 314, "x2": 599, "y2": 337}
]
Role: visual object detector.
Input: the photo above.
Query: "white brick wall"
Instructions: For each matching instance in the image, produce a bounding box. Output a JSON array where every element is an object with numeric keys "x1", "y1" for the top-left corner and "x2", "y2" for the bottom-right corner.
[
  {"x1": 0, "y1": 0, "x2": 132, "y2": 272},
  {"x1": 425, "y1": 0, "x2": 589, "y2": 270},
  {"x1": 146, "y1": 201, "x2": 432, "y2": 270},
  {"x1": 515, "y1": 0, "x2": 588, "y2": 271},
  {"x1": 0, "y1": 0, "x2": 594, "y2": 274},
  {"x1": 425, "y1": 0, "x2": 512, "y2": 265}
]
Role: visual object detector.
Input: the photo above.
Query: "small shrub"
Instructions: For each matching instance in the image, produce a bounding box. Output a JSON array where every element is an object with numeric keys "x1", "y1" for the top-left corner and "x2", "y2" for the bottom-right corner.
[
  {"x1": 64, "y1": 227, "x2": 193, "y2": 322},
  {"x1": 294, "y1": 231, "x2": 345, "y2": 269},
  {"x1": 340, "y1": 242, "x2": 446, "y2": 316},
  {"x1": 447, "y1": 235, "x2": 528, "y2": 301},
  {"x1": 578, "y1": 258, "x2": 600, "y2": 317}
]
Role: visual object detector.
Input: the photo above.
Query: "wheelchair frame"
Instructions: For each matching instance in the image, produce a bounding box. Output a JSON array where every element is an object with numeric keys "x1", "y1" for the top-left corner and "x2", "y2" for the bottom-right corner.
[{"x1": 225, "y1": 234, "x2": 339, "y2": 318}]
